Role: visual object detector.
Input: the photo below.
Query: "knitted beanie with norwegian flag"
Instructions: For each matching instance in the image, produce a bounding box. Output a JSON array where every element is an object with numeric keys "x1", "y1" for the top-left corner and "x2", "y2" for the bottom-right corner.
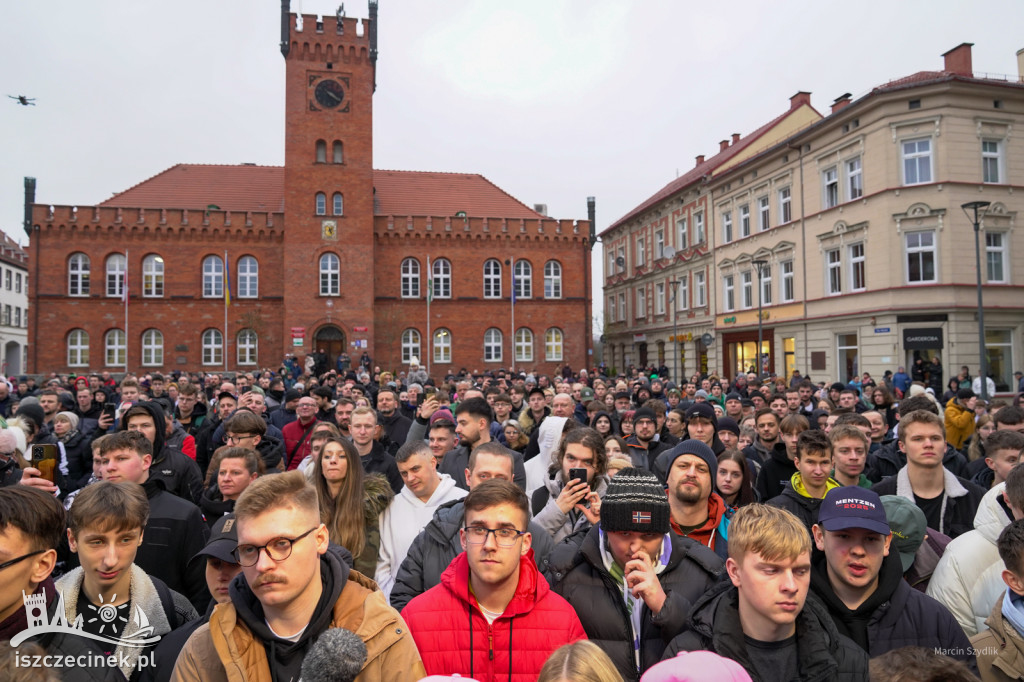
[{"x1": 600, "y1": 467, "x2": 670, "y2": 535}]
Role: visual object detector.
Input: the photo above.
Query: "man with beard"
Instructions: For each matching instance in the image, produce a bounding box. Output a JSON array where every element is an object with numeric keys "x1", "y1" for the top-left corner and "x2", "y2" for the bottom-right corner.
[
  {"x1": 656, "y1": 439, "x2": 733, "y2": 560},
  {"x1": 377, "y1": 388, "x2": 412, "y2": 444},
  {"x1": 333, "y1": 396, "x2": 355, "y2": 439},
  {"x1": 624, "y1": 407, "x2": 670, "y2": 473},
  {"x1": 438, "y1": 397, "x2": 526, "y2": 491}
]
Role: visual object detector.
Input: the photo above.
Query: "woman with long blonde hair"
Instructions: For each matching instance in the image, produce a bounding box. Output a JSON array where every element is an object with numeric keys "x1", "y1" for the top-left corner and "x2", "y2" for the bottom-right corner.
[{"x1": 537, "y1": 641, "x2": 622, "y2": 682}]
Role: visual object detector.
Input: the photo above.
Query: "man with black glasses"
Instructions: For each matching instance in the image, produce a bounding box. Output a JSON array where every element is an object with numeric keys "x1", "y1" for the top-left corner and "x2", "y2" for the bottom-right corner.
[{"x1": 172, "y1": 471, "x2": 424, "y2": 682}]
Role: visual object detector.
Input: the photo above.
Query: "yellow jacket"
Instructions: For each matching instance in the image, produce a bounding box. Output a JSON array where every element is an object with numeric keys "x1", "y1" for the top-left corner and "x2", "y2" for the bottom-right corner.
[{"x1": 944, "y1": 397, "x2": 975, "y2": 451}]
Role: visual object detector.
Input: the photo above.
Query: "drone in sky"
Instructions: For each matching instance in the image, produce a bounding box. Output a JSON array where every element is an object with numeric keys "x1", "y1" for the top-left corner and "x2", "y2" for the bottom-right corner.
[{"x1": 8, "y1": 95, "x2": 36, "y2": 106}]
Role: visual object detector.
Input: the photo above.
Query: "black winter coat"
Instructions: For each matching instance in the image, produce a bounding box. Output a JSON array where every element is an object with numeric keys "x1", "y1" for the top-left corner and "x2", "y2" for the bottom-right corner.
[
  {"x1": 871, "y1": 472, "x2": 986, "y2": 539},
  {"x1": 59, "y1": 429, "x2": 93, "y2": 491},
  {"x1": 359, "y1": 440, "x2": 403, "y2": 494},
  {"x1": 389, "y1": 498, "x2": 555, "y2": 612},
  {"x1": 810, "y1": 551, "x2": 975, "y2": 668},
  {"x1": 754, "y1": 442, "x2": 796, "y2": 502},
  {"x1": 664, "y1": 580, "x2": 869, "y2": 682},
  {"x1": 437, "y1": 443, "x2": 527, "y2": 492},
  {"x1": 870, "y1": 439, "x2": 967, "y2": 481},
  {"x1": 766, "y1": 482, "x2": 824, "y2": 535},
  {"x1": 546, "y1": 526, "x2": 723, "y2": 681}
]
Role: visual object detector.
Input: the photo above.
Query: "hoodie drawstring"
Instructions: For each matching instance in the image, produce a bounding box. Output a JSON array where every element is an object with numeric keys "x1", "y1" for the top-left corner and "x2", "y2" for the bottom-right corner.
[{"x1": 507, "y1": 616, "x2": 513, "y2": 681}]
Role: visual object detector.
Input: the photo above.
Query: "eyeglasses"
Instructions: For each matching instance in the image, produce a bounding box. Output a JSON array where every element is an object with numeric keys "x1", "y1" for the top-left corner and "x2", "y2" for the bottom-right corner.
[
  {"x1": 226, "y1": 434, "x2": 256, "y2": 444},
  {"x1": 233, "y1": 527, "x2": 318, "y2": 567},
  {"x1": 463, "y1": 526, "x2": 527, "y2": 547},
  {"x1": 0, "y1": 550, "x2": 45, "y2": 572}
]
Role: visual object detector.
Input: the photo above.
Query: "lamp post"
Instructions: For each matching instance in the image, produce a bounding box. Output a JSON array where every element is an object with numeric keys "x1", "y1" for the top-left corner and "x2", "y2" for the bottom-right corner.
[
  {"x1": 962, "y1": 200, "x2": 991, "y2": 400},
  {"x1": 752, "y1": 259, "x2": 768, "y2": 379},
  {"x1": 669, "y1": 278, "x2": 680, "y2": 383}
]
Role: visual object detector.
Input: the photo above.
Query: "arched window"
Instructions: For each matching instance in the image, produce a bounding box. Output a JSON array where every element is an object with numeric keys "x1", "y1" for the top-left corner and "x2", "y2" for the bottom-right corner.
[
  {"x1": 141, "y1": 329, "x2": 163, "y2": 366},
  {"x1": 433, "y1": 328, "x2": 452, "y2": 364},
  {"x1": 202, "y1": 329, "x2": 223, "y2": 366},
  {"x1": 401, "y1": 329, "x2": 421, "y2": 364},
  {"x1": 315, "y1": 140, "x2": 327, "y2": 163},
  {"x1": 106, "y1": 254, "x2": 126, "y2": 298},
  {"x1": 483, "y1": 259, "x2": 502, "y2": 299},
  {"x1": 142, "y1": 254, "x2": 164, "y2": 297},
  {"x1": 332, "y1": 193, "x2": 343, "y2": 216},
  {"x1": 237, "y1": 329, "x2": 258, "y2": 365},
  {"x1": 332, "y1": 141, "x2": 343, "y2": 163},
  {"x1": 238, "y1": 256, "x2": 258, "y2": 298},
  {"x1": 105, "y1": 329, "x2": 126, "y2": 367},
  {"x1": 320, "y1": 253, "x2": 340, "y2": 295},
  {"x1": 513, "y1": 260, "x2": 532, "y2": 299},
  {"x1": 544, "y1": 260, "x2": 562, "y2": 299},
  {"x1": 67, "y1": 329, "x2": 89, "y2": 367},
  {"x1": 202, "y1": 255, "x2": 224, "y2": 298},
  {"x1": 315, "y1": 192, "x2": 326, "y2": 216},
  {"x1": 432, "y1": 259, "x2": 451, "y2": 299},
  {"x1": 484, "y1": 328, "x2": 503, "y2": 363},
  {"x1": 68, "y1": 253, "x2": 90, "y2": 296},
  {"x1": 401, "y1": 258, "x2": 420, "y2": 298},
  {"x1": 545, "y1": 327, "x2": 564, "y2": 362},
  {"x1": 515, "y1": 328, "x2": 534, "y2": 363}
]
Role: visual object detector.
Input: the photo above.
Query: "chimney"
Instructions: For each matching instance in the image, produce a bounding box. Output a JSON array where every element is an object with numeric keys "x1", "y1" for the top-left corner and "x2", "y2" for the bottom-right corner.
[
  {"x1": 1017, "y1": 47, "x2": 1024, "y2": 80},
  {"x1": 719, "y1": 140, "x2": 729, "y2": 152},
  {"x1": 831, "y1": 93, "x2": 852, "y2": 113},
  {"x1": 695, "y1": 154, "x2": 705, "y2": 167},
  {"x1": 731, "y1": 133, "x2": 740, "y2": 145},
  {"x1": 789, "y1": 91, "x2": 812, "y2": 109},
  {"x1": 942, "y1": 43, "x2": 974, "y2": 76}
]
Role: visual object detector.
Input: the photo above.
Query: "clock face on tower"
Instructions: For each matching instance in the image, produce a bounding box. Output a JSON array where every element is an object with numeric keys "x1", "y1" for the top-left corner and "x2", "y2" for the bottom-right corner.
[{"x1": 309, "y1": 74, "x2": 351, "y2": 113}]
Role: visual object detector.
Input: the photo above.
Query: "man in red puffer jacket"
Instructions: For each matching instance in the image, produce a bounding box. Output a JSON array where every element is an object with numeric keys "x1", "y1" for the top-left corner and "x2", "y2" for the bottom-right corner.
[{"x1": 402, "y1": 479, "x2": 586, "y2": 681}]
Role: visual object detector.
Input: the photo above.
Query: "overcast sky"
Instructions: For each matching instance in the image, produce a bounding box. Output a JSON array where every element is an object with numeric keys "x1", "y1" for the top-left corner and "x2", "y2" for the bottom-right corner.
[{"x1": 3, "y1": 0, "x2": 1023, "y2": 329}]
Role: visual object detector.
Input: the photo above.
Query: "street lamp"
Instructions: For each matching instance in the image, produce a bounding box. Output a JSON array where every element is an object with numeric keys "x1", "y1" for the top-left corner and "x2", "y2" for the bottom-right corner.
[
  {"x1": 962, "y1": 200, "x2": 991, "y2": 400},
  {"x1": 664, "y1": 246, "x2": 680, "y2": 382},
  {"x1": 752, "y1": 259, "x2": 769, "y2": 379}
]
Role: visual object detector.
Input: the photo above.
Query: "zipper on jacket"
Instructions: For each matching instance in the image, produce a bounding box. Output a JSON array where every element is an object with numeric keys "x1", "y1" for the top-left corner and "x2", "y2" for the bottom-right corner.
[{"x1": 488, "y1": 625, "x2": 494, "y2": 661}]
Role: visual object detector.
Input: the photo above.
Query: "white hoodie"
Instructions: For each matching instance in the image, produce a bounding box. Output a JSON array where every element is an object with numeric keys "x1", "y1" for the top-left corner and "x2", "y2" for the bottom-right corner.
[{"x1": 375, "y1": 472, "x2": 466, "y2": 598}]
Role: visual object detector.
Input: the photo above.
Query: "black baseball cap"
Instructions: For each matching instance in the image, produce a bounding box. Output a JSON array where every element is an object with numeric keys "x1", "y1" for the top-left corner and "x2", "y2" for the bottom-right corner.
[{"x1": 191, "y1": 513, "x2": 239, "y2": 564}]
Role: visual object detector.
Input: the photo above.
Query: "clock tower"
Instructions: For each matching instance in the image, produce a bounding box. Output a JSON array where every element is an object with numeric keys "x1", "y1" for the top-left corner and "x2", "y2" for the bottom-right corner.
[{"x1": 281, "y1": 1, "x2": 377, "y2": 365}]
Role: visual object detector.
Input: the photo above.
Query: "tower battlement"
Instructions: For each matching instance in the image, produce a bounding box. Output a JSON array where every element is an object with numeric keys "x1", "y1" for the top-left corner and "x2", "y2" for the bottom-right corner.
[
  {"x1": 286, "y1": 11, "x2": 373, "y2": 64},
  {"x1": 31, "y1": 204, "x2": 284, "y2": 237}
]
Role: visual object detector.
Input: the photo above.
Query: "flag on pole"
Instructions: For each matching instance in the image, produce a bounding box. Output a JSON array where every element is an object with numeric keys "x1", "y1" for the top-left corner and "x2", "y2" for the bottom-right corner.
[
  {"x1": 510, "y1": 257, "x2": 516, "y2": 305},
  {"x1": 224, "y1": 251, "x2": 231, "y2": 307},
  {"x1": 426, "y1": 256, "x2": 433, "y2": 304},
  {"x1": 122, "y1": 255, "x2": 129, "y2": 305}
]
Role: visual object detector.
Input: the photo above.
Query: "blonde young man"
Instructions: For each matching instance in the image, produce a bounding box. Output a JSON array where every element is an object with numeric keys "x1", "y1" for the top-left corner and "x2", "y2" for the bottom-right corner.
[
  {"x1": 664, "y1": 504, "x2": 868, "y2": 681},
  {"x1": 172, "y1": 471, "x2": 424, "y2": 682}
]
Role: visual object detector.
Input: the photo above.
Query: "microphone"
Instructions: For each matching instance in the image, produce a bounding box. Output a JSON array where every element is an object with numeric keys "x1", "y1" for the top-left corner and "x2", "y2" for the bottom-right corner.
[{"x1": 300, "y1": 628, "x2": 367, "y2": 682}]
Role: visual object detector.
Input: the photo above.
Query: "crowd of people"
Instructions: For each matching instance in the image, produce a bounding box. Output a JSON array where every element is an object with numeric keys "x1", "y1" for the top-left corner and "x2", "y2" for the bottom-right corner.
[{"x1": 1, "y1": 359, "x2": 1024, "y2": 681}]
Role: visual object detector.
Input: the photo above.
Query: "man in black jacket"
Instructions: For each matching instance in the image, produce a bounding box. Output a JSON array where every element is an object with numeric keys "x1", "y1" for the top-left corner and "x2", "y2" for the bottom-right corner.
[
  {"x1": 809, "y1": 486, "x2": 975, "y2": 668},
  {"x1": 122, "y1": 401, "x2": 204, "y2": 505},
  {"x1": 756, "y1": 413, "x2": 809, "y2": 502},
  {"x1": 438, "y1": 397, "x2": 526, "y2": 491},
  {"x1": 548, "y1": 467, "x2": 723, "y2": 681},
  {"x1": 350, "y1": 406, "x2": 403, "y2": 494},
  {"x1": 664, "y1": 504, "x2": 868, "y2": 681},
  {"x1": 377, "y1": 388, "x2": 412, "y2": 445},
  {"x1": 97, "y1": 430, "x2": 211, "y2": 613}
]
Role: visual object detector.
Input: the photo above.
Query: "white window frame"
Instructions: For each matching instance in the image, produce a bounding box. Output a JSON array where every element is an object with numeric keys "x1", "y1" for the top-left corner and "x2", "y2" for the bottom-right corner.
[
  {"x1": 906, "y1": 231, "x2": 937, "y2": 284},
  {"x1": 141, "y1": 329, "x2": 163, "y2": 366},
  {"x1": 739, "y1": 205, "x2": 750, "y2": 238},
  {"x1": 315, "y1": 192, "x2": 326, "y2": 215},
  {"x1": 694, "y1": 271, "x2": 706, "y2": 307},
  {"x1": 515, "y1": 328, "x2": 534, "y2": 363},
  {"x1": 618, "y1": 292, "x2": 626, "y2": 320},
  {"x1": 432, "y1": 258, "x2": 452, "y2": 299},
  {"x1": 655, "y1": 230, "x2": 665, "y2": 259},
  {"x1": 983, "y1": 139, "x2": 1004, "y2": 184},
  {"x1": 986, "y1": 231, "x2": 1008, "y2": 283},
  {"x1": 761, "y1": 264, "x2": 772, "y2": 305},
  {"x1": 543, "y1": 260, "x2": 562, "y2": 299},
  {"x1": 237, "y1": 329, "x2": 258, "y2": 366},
  {"x1": 826, "y1": 248, "x2": 842, "y2": 295},
  {"x1": 677, "y1": 274, "x2": 689, "y2": 311},
  {"x1": 315, "y1": 140, "x2": 326, "y2": 163},
  {"x1": 15, "y1": 273, "x2": 22, "y2": 294},
  {"x1": 902, "y1": 137, "x2": 933, "y2": 185},
  {"x1": 694, "y1": 212, "x2": 705, "y2": 243},
  {"x1": 202, "y1": 329, "x2": 223, "y2": 366},
  {"x1": 401, "y1": 258, "x2": 420, "y2": 298},
  {"x1": 823, "y1": 166, "x2": 839, "y2": 208},
  {"x1": 741, "y1": 271, "x2": 753, "y2": 309},
  {"x1": 67, "y1": 329, "x2": 89, "y2": 367},
  {"x1": 433, "y1": 328, "x2": 452, "y2": 364},
  {"x1": 238, "y1": 256, "x2": 258, "y2": 298},
  {"x1": 636, "y1": 237, "x2": 646, "y2": 267},
  {"x1": 846, "y1": 156, "x2": 863, "y2": 200},
  {"x1": 320, "y1": 253, "x2": 340, "y2": 296},
  {"x1": 677, "y1": 217, "x2": 689, "y2": 249},
  {"x1": 781, "y1": 260, "x2": 795, "y2": 302},
  {"x1": 778, "y1": 187, "x2": 792, "y2": 224},
  {"x1": 655, "y1": 282, "x2": 665, "y2": 315},
  {"x1": 848, "y1": 243, "x2": 866, "y2": 292},
  {"x1": 105, "y1": 329, "x2": 125, "y2": 367},
  {"x1": 723, "y1": 275, "x2": 735, "y2": 312},
  {"x1": 68, "y1": 253, "x2": 90, "y2": 296},
  {"x1": 483, "y1": 259, "x2": 502, "y2": 299},
  {"x1": 332, "y1": 193, "x2": 343, "y2": 216},
  {"x1": 545, "y1": 328, "x2": 564, "y2": 362},
  {"x1": 202, "y1": 255, "x2": 223, "y2": 298},
  {"x1": 401, "y1": 329, "x2": 421, "y2": 364},
  {"x1": 608, "y1": 295, "x2": 616, "y2": 322},
  {"x1": 513, "y1": 260, "x2": 531, "y2": 299},
  {"x1": 722, "y1": 211, "x2": 733, "y2": 244},
  {"x1": 140, "y1": 255, "x2": 164, "y2": 298},
  {"x1": 106, "y1": 254, "x2": 126, "y2": 298},
  {"x1": 484, "y1": 328, "x2": 503, "y2": 363},
  {"x1": 636, "y1": 288, "x2": 646, "y2": 318},
  {"x1": 757, "y1": 196, "x2": 770, "y2": 231}
]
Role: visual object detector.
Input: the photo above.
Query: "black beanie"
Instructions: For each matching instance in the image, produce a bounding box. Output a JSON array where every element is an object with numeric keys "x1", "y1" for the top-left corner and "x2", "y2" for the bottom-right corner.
[
  {"x1": 17, "y1": 403, "x2": 45, "y2": 430},
  {"x1": 600, "y1": 468, "x2": 670, "y2": 535},
  {"x1": 684, "y1": 402, "x2": 718, "y2": 429}
]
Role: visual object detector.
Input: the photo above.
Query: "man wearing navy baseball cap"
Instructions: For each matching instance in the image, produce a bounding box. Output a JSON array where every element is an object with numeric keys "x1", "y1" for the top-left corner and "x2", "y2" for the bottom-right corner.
[{"x1": 809, "y1": 486, "x2": 975, "y2": 668}]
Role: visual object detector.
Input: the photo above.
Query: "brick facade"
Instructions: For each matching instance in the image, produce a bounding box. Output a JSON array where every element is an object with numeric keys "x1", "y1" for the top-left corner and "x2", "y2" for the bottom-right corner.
[{"x1": 26, "y1": 7, "x2": 590, "y2": 376}]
